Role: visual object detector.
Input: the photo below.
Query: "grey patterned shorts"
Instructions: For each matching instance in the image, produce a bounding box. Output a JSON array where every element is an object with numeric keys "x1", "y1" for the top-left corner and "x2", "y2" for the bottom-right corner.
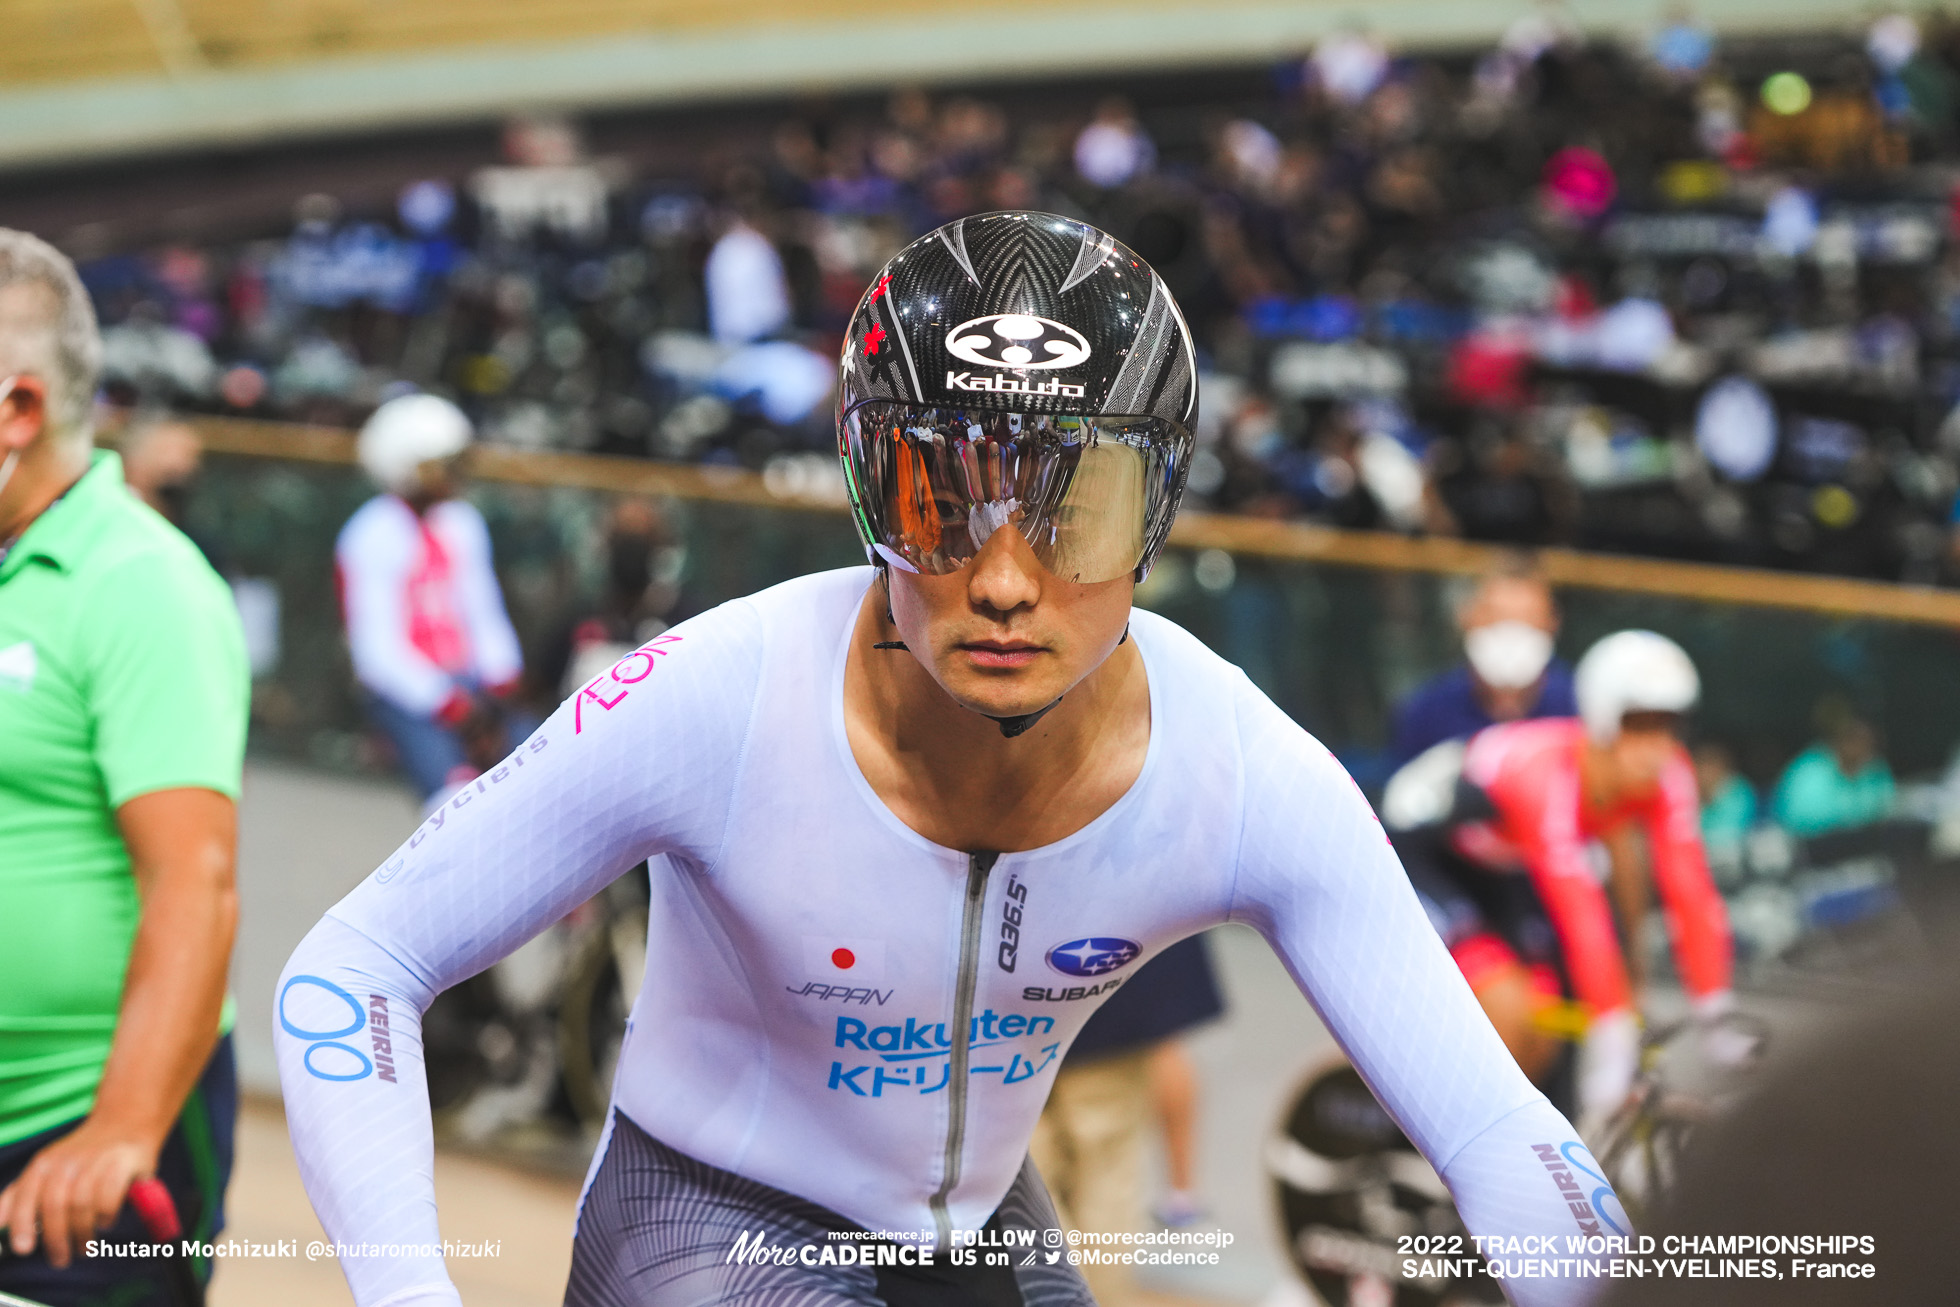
[{"x1": 565, "y1": 1111, "x2": 1096, "y2": 1307}]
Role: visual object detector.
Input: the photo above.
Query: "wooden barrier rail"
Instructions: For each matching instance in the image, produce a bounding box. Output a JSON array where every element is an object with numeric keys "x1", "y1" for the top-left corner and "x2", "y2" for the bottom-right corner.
[{"x1": 162, "y1": 413, "x2": 1960, "y2": 629}]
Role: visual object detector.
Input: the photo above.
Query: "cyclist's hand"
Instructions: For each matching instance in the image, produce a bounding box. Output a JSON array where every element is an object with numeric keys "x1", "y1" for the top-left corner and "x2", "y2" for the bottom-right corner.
[
  {"x1": 1691, "y1": 991, "x2": 1761, "y2": 1069},
  {"x1": 1577, "y1": 1008, "x2": 1641, "y2": 1132},
  {"x1": 435, "y1": 687, "x2": 476, "y2": 728},
  {"x1": 1699, "y1": 1021, "x2": 1761, "y2": 1068},
  {"x1": 0, "y1": 1117, "x2": 161, "y2": 1266}
]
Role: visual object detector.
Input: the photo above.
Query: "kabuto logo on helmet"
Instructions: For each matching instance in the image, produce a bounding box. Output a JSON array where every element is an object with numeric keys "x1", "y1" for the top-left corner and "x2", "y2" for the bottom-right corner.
[{"x1": 945, "y1": 314, "x2": 1091, "y2": 371}]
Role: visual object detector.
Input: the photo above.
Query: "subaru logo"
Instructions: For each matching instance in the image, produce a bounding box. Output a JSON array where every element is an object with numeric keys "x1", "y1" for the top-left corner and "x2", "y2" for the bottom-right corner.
[
  {"x1": 946, "y1": 314, "x2": 1091, "y2": 371},
  {"x1": 1046, "y1": 937, "x2": 1141, "y2": 978}
]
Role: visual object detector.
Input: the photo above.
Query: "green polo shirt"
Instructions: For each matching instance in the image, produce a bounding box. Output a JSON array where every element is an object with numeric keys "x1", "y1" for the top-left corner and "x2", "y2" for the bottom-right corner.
[{"x1": 0, "y1": 450, "x2": 247, "y2": 1145}]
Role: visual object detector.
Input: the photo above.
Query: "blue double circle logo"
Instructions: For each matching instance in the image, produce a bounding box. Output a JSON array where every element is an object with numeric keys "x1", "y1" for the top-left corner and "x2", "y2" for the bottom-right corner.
[
  {"x1": 280, "y1": 975, "x2": 372, "y2": 1082},
  {"x1": 1561, "y1": 1141, "x2": 1631, "y2": 1236}
]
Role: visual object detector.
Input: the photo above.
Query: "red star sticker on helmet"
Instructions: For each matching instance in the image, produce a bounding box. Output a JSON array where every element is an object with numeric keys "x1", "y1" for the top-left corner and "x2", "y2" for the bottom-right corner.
[
  {"x1": 863, "y1": 321, "x2": 887, "y2": 356},
  {"x1": 868, "y1": 272, "x2": 894, "y2": 302}
]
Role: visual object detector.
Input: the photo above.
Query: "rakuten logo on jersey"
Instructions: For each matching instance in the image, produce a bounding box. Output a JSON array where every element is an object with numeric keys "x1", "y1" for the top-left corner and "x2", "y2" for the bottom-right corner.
[{"x1": 826, "y1": 1010, "x2": 1060, "y2": 1098}]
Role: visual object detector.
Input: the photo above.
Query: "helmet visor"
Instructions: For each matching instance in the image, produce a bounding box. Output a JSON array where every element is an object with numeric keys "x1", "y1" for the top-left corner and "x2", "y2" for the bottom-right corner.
[{"x1": 840, "y1": 401, "x2": 1192, "y2": 584}]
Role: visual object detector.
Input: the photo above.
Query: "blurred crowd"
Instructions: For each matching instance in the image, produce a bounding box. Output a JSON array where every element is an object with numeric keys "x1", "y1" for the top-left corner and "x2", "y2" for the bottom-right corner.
[{"x1": 69, "y1": 9, "x2": 1960, "y2": 581}]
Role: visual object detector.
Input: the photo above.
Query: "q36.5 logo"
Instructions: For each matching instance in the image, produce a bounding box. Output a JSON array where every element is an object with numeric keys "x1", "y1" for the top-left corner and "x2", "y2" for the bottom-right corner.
[
  {"x1": 1046, "y1": 936, "x2": 1141, "y2": 978},
  {"x1": 946, "y1": 314, "x2": 1091, "y2": 370}
]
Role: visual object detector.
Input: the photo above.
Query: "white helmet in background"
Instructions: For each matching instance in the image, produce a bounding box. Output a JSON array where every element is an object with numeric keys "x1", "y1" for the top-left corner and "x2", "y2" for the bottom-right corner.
[
  {"x1": 357, "y1": 393, "x2": 472, "y2": 494},
  {"x1": 1575, "y1": 630, "x2": 1699, "y2": 742}
]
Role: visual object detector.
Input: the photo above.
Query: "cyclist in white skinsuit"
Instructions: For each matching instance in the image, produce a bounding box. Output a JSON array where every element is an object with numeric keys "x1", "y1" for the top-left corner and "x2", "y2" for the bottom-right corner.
[{"x1": 279, "y1": 213, "x2": 1621, "y2": 1307}]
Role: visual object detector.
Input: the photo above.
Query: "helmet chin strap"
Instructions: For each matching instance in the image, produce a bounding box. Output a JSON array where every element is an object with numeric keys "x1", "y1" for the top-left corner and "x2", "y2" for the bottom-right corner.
[
  {"x1": 869, "y1": 566, "x2": 1124, "y2": 739},
  {"x1": 987, "y1": 699, "x2": 1061, "y2": 739}
]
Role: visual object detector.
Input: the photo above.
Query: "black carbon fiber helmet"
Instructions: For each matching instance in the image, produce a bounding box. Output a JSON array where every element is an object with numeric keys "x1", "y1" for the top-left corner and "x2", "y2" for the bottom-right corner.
[{"x1": 837, "y1": 211, "x2": 1198, "y2": 584}]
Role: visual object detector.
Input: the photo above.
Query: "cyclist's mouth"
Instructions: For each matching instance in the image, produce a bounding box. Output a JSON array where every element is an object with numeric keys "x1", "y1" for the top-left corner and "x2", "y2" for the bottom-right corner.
[{"x1": 961, "y1": 640, "x2": 1042, "y2": 669}]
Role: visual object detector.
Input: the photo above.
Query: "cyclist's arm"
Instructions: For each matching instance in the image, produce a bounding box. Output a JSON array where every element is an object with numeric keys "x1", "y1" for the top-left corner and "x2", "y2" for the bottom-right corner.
[
  {"x1": 1229, "y1": 682, "x2": 1614, "y2": 1306},
  {"x1": 276, "y1": 603, "x2": 762, "y2": 1307},
  {"x1": 1506, "y1": 773, "x2": 1635, "y2": 1019},
  {"x1": 1643, "y1": 755, "x2": 1733, "y2": 1004},
  {"x1": 336, "y1": 508, "x2": 456, "y2": 715},
  {"x1": 1600, "y1": 823, "x2": 1648, "y2": 992}
]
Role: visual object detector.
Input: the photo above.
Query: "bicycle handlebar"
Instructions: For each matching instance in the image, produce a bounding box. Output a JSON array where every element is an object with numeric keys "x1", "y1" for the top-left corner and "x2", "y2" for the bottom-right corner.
[
  {"x1": 1641, "y1": 1009, "x2": 1772, "y2": 1052},
  {"x1": 126, "y1": 1178, "x2": 204, "y2": 1307},
  {"x1": 1530, "y1": 1002, "x2": 1772, "y2": 1062},
  {"x1": 128, "y1": 1178, "x2": 181, "y2": 1241}
]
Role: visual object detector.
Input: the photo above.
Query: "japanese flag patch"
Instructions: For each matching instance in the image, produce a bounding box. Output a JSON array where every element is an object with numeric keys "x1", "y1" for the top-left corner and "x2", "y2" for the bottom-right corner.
[{"x1": 801, "y1": 936, "x2": 887, "y2": 985}]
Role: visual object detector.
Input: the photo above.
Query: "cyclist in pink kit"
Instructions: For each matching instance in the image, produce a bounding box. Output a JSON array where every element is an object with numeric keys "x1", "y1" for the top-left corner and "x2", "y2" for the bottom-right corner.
[{"x1": 1384, "y1": 631, "x2": 1733, "y2": 1131}]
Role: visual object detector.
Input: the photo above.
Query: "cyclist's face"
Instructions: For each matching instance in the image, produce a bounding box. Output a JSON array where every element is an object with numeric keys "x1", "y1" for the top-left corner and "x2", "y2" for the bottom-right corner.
[
  {"x1": 412, "y1": 453, "x2": 466, "y2": 503},
  {"x1": 885, "y1": 519, "x2": 1133, "y2": 722},
  {"x1": 1605, "y1": 721, "x2": 1678, "y2": 794}
]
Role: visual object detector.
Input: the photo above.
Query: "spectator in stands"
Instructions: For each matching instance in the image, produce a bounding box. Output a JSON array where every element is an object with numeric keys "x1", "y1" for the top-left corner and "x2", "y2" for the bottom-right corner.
[
  {"x1": 704, "y1": 204, "x2": 791, "y2": 346},
  {"x1": 119, "y1": 415, "x2": 222, "y2": 569},
  {"x1": 1389, "y1": 554, "x2": 1577, "y2": 766},
  {"x1": 119, "y1": 417, "x2": 200, "y2": 518},
  {"x1": 537, "y1": 497, "x2": 688, "y2": 700},
  {"x1": 1429, "y1": 419, "x2": 1572, "y2": 545},
  {"x1": 1771, "y1": 700, "x2": 1897, "y2": 837},
  {"x1": 1650, "y1": 8, "x2": 1715, "y2": 82},
  {"x1": 1309, "y1": 27, "x2": 1391, "y2": 106},
  {"x1": 335, "y1": 392, "x2": 527, "y2": 801},
  {"x1": 1694, "y1": 739, "x2": 1759, "y2": 853},
  {"x1": 0, "y1": 229, "x2": 247, "y2": 1304},
  {"x1": 1942, "y1": 486, "x2": 1960, "y2": 580},
  {"x1": 53, "y1": 25, "x2": 1960, "y2": 585},
  {"x1": 1073, "y1": 97, "x2": 1155, "y2": 190}
]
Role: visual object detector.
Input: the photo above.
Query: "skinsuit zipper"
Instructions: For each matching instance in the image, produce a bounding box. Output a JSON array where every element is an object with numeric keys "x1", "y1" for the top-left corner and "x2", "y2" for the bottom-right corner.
[{"x1": 929, "y1": 849, "x2": 999, "y2": 1248}]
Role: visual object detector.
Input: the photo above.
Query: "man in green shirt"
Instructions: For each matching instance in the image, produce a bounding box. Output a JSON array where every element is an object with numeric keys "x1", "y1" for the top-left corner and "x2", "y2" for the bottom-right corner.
[{"x1": 0, "y1": 230, "x2": 247, "y2": 1303}]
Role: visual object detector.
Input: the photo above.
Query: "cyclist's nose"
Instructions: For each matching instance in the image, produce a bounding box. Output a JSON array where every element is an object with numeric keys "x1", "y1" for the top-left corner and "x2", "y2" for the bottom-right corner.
[{"x1": 965, "y1": 520, "x2": 1045, "y2": 615}]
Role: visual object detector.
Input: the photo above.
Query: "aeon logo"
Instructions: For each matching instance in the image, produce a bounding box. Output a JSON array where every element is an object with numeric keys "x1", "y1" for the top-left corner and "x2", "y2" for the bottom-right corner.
[
  {"x1": 1045, "y1": 937, "x2": 1141, "y2": 978},
  {"x1": 946, "y1": 314, "x2": 1091, "y2": 370}
]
